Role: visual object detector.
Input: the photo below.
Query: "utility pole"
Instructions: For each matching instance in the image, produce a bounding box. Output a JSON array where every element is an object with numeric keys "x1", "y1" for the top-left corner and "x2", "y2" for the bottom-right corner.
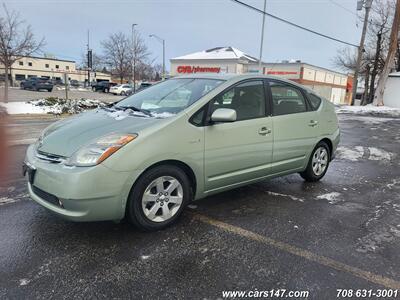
[
  {"x1": 132, "y1": 24, "x2": 138, "y2": 93},
  {"x1": 367, "y1": 31, "x2": 382, "y2": 104},
  {"x1": 351, "y1": 0, "x2": 373, "y2": 105},
  {"x1": 373, "y1": 0, "x2": 400, "y2": 105},
  {"x1": 87, "y1": 30, "x2": 91, "y2": 87},
  {"x1": 64, "y1": 73, "x2": 69, "y2": 101},
  {"x1": 258, "y1": 0, "x2": 267, "y2": 74},
  {"x1": 150, "y1": 34, "x2": 166, "y2": 80}
]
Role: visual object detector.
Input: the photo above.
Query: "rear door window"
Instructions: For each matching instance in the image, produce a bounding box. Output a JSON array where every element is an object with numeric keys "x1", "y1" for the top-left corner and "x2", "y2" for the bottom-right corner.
[{"x1": 269, "y1": 81, "x2": 307, "y2": 116}]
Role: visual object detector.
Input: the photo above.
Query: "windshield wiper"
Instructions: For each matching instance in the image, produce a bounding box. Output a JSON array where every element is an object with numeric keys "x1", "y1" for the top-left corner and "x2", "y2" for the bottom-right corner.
[{"x1": 117, "y1": 105, "x2": 153, "y2": 117}]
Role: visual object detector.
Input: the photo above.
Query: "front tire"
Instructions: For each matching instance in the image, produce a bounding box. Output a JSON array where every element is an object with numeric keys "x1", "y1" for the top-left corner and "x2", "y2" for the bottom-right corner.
[
  {"x1": 126, "y1": 165, "x2": 191, "y2": 231},
  {"x1": 300, "y1": 141, "x2": 330, "y2": 182}
]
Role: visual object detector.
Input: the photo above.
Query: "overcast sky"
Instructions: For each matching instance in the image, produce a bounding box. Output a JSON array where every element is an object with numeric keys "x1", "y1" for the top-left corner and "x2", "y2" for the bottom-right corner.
[{"x1": 4, "y1": 0, "x2": 363, "y2": 72}]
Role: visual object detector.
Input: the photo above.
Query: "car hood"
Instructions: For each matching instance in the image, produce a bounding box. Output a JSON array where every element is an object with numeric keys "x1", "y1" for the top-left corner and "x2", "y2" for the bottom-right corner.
[{"x1": 37, "y1": 109, "x2": 161, "y2": 157}]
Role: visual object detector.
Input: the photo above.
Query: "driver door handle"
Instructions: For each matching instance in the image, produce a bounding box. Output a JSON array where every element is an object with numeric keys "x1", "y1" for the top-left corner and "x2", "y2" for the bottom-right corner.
[
  {"x1": 258, "y1": 127, "x2": 272, "y2": 135},
  {"x1": 309, "y1": 120, "x2": 318, "y2": 127}
]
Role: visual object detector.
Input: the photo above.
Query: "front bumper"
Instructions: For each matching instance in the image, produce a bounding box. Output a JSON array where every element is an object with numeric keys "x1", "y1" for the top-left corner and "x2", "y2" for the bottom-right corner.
[{"x1": 25, "y1": 144, "x2": 142, "y2": 222}]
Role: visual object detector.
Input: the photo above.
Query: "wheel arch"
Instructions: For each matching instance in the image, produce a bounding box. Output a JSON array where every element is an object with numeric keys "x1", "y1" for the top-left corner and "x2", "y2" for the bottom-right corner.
[
  {"x1": 130, "y1": 159, "x2": 197, "y2": 200},
  {"x1": 317, "y1": 138, "x2": 333, "y2": 160}
]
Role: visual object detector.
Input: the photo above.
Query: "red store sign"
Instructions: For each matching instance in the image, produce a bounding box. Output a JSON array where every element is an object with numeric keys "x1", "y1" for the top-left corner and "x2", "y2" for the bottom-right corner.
[{"x1": 177, "y1": 65, "x2": 221, "y2": 74}]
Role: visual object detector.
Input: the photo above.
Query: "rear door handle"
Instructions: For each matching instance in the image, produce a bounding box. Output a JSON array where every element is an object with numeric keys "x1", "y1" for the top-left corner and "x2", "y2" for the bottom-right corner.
[
  {"x1": 258, "y1": 127, "x2": 272, "y2": 135},
  {"x1": 309, "y1": 120, "x2": 318, "y2": 127}
]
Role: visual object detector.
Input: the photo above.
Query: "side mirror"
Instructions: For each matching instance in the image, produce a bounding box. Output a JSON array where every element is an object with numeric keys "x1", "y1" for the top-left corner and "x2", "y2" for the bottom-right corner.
[{"x1": 211, "y1": 108, "x2": 237, "y2": 123}]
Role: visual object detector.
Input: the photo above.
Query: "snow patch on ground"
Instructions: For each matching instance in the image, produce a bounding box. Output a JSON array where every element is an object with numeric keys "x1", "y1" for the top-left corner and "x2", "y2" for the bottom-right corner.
[
  {"x1": 265, "y1": 190, "x2": 304, "y2": 202},
  {"x1": 368, "y1": 147, "x2": 393, "y2": 161},
  {"x1": 336, "y1": 146, "x2": 394, "y2": 162},
  {"x1": 19, "y1": 278, "x2": 30, "y2": 286},
  {"x1": 316, "y1": 192, "x2": 342, "y2": 204},
  {"x1": 336, "y1": 104, "x2": 400, "y2": 117},
  {"x1": 387, "y1": 179, "x2": 400, "y2": 189},
  {"x1": 336, "y1": 146, "x2": 363, "y2": 161},
  {"x1": 1, "y1": 98, "x2": 106, "y2": 115},
  {"x1": 1, "y1": 102, "x2": 53, "y2": 114}
]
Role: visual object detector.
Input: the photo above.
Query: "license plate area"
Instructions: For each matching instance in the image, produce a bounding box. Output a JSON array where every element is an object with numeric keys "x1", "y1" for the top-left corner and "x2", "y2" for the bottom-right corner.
[{"x1": 23, "y1": 162, "x2": 37, "y2": 184}]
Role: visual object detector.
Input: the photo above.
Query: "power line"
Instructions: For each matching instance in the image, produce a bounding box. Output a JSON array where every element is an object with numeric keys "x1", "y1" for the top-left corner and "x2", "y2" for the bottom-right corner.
[
  {"x1": 230, "y1": 0, "x2": 359, "y2": 48},
  {"x1": 328, "y1": 0, "x2": 358, "y2": 17}
]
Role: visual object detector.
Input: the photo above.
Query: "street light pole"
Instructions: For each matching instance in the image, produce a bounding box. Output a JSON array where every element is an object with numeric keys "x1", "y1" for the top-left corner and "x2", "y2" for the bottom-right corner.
[
  {"x1": 351, "y1": 0, "x2": 373, "y2": 105},
  {"x1": 258, "y1": 0, "x2": 267, "y2": 74},
  {"x1": 132, "y1": 23, "x2": 138, "y2": 93},
  {"x1": 150, "y1": 34, "x2": 166, "y2": 80}
]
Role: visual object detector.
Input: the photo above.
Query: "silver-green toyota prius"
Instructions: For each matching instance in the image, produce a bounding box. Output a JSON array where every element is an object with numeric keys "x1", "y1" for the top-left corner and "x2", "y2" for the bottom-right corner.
[{"x1": 24, "y1": 74, "x2": 340, "y2": 230}]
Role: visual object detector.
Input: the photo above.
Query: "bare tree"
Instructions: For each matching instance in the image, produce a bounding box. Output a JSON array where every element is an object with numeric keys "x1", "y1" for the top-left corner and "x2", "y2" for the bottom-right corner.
[
  {"x1": 365, "y1": 0, "x2": 393, "y2": 104},
  {"x1": 101, "y1": 32, "x2": 132, "y2": 83},
  {"x1": 332, "y1": 0, "x2": 395, "y2": 105},
  {"x1": 0, "y1": 4, "x2": 44, "y2": 102},
  {"x1": 373, "y1": 0, "x2": 400, "y2": 105},
  {"x1": 131, "y1": 31, "x2": 150, "y2": 82}
]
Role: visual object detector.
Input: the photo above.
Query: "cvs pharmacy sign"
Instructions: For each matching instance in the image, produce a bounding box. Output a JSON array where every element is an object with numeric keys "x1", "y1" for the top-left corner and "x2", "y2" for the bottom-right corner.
[{"x1": 177, "y1": 65, "x2": 221, "y2": 74}]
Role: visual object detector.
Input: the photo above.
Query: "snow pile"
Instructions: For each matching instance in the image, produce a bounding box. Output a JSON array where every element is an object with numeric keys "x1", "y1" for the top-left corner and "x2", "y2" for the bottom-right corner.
[
  {"x1": 336, "y1": 104, "x2": 400, "y2": 117},
  {"x1": 1, "y1": 98, "x2": 106, "y2": 115},
  {"x1": 1, "y1": 102, "x2": 53, "y2": 114}
]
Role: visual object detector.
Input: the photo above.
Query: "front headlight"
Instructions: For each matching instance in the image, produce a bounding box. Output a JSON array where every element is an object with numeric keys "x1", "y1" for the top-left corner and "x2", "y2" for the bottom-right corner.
[{"x1": 65, "y1": 133, "x2": 137, "y2": 167}]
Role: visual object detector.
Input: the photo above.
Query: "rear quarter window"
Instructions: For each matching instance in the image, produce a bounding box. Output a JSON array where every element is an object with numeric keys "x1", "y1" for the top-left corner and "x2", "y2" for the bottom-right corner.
[{"x1": 307, "y1": 93, "x2": 322, "y2": 110}]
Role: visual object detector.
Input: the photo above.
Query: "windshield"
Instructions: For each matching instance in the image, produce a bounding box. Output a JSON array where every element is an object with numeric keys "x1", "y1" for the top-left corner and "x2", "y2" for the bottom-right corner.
[{"x1": 115, "y1": 78, "x2": 224, "y2": 116}]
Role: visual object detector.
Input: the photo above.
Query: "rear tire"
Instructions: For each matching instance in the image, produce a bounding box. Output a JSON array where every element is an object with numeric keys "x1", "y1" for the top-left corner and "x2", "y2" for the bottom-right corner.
[
  {"x1": 300, "y1": 141, "x2": 330, "y2": 182},
  {"x1": 126, "y1": 165, "x2": 191, "y2": 231}
]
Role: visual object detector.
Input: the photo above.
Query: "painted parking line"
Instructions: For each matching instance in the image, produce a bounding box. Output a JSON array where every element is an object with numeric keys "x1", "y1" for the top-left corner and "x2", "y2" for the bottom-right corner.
[{"x1": 192, "y1": 213, "x2": 400, "y2": 290}]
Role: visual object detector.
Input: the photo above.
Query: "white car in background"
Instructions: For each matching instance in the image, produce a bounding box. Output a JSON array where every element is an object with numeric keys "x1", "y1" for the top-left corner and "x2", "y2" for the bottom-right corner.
[{"x1": 110, "y1": 84, "x2": 133, "y2": 96}]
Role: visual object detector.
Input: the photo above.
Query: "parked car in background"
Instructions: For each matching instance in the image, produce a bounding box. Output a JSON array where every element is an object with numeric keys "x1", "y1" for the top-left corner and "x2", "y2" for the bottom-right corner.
[
  {"x1": 110, "y1": 84, "x2": 133, "y2": 96},
  {"x1": 91, "y1": 81, "x2": 117, "y2": 93},
  {"x1": 50, "y1": 78, "x2": 63, "y2": 86},
  {"x1": 24, "y1": 74, "x2": 339, "y2": 231},
  {"x1": 69, "y1": 80, "x2": 80, "y2": 88},
  {"x1": 137, "y1": 82, "x2": 153, "y2": 92},
  {"x1": 20, "y1": 77, "x2": 54, "y2": 92}
]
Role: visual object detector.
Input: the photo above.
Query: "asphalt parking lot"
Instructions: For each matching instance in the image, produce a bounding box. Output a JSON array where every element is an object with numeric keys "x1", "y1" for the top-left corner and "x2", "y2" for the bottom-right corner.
[
  {"x1": 1, "y1": 113, "x2": 399, "y2": 299},
  {"x1": 0, "y1": 87, "x2": 123, "y2": 103}
]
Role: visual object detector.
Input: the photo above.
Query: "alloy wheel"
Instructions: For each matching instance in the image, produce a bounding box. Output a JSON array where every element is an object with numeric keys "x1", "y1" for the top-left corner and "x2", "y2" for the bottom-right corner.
[
  {"x1": 312, "y1": 147, "x2": 328, "y2": 176},
  {"x1": 141, "y1": 176, "x2": 183, "y2": 222}
]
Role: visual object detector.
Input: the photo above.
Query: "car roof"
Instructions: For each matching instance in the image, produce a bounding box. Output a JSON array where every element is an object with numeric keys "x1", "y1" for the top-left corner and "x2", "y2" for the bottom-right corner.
[{"x1": 173, "y1": 73, "x2": 315, "y2": 94}]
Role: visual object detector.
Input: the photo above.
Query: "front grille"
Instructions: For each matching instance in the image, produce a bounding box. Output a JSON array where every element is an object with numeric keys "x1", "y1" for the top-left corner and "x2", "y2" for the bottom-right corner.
[
  {"x1": 32, "y1": 185, "x2": 62, "y2": 207},
  {"x1": 36, "y1": 151, "x2": 66, "y2": 164}
]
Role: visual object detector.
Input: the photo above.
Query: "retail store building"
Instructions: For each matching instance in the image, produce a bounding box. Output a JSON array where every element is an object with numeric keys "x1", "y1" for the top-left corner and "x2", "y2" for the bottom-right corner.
[
  {"x1": 0, "y1": 56, "x2": 111, "y2": 85},
  {"x1": 170, "y1": 47, "x2": 352, "y2": 104}
]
